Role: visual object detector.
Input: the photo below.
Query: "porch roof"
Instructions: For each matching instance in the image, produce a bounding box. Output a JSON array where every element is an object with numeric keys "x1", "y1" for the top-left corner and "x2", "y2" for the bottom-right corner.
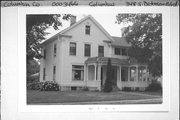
[
  {"x1": 85, "y1": 57, "x2": 129, "y2": 65},
  {"x1": 85, "y1": 57, "x2": 147, "y2": 66}
]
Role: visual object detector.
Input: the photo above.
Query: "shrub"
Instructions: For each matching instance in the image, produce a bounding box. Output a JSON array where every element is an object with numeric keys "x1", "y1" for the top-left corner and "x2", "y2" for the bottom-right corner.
[
  {"x1": 103, "y1": 58, "x2": 113, "y2": 92},
  {"x1": 27, "y1": 76, "x2": 39, "y2": 84},
  {"x1": 27, "y1": 82, "x2": 43, "y2": 90},
  {"x1": 122, "y1": 87, "x2": 131, "y2": 91},
  {"x1": 83, "y1": 87, "x2": 89, "y2": 91},
  {"x1": 41, "y1": 81, "x2": 59, "y2": 91},
  {"x1": 146, "y1": 82, "x2": 162, "y2": 91}
]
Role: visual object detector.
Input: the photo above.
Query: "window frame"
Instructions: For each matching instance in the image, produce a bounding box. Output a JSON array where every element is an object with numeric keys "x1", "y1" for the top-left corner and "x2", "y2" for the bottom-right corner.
[
  {"x1": 85, "y1": 25, "x2": 91, "y2": 35},
  {"x1": 114, "y1": 47, "x2": 128, "y2": 56},
  {"x1": 84, "y1": 44, "x2": 91, "y2": 57},
  {"x1": 69, "y1": 42, "x2": 76, "y2": 56},
  {"x1": 72, "y1": 65, "x2": 84, "y2": 81},
  {"x1": 43, "y1": 68, "x2": 46, "y2": 80},
  {"x1": 54, "y1": 43, "x2": 57, "y2": 57},
  {"x1": 98, "y1": 45, "x2": 104, "y2": 57},
  {"x1": 43, "y1": 49, "x2": 46, "y2": 59},
  {"x1": 53, "y1": 66, "x2": 56, "y2": 81}
]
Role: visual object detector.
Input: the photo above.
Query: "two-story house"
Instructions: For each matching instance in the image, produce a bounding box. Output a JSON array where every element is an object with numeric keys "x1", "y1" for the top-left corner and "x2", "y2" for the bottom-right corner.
[{"x1": 40, "y1": 15, "x2": 150, "y2": 91}]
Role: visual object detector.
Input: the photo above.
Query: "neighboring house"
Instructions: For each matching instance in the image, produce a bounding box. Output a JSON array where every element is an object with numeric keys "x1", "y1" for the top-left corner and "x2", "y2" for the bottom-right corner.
[{"x1": 40, "y1": 15, "x2": 150, "y2": 91}]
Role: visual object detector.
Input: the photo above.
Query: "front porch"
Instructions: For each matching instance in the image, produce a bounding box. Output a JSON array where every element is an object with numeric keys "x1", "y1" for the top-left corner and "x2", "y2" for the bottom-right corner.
[{"x1": 84, "y1": 57, "x2": 150, "y2": 91}]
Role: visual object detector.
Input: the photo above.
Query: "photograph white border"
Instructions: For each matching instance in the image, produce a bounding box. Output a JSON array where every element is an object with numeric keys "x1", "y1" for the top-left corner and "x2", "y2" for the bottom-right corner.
[{"x1": 17, "y1": 7, "x2": 171, "y2": 112}]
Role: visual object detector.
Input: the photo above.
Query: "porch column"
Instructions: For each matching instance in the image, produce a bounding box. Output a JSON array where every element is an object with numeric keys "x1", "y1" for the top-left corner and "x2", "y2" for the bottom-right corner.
[
  {"x1": 136, "y1": 66, "x2": 138, "y2": 81},
  {"x1": 94, "y1": 64, "x2": 97, "y2": 80},
  {"x1": 84, "y1": 64, "x2": 87, "y2": 86},
  {"x1": 86, "y1": 65, "x2": 89, "y2": 81},
  {"x1": 119, "y1": 65, "x2": 121, "y2": 82},
  {"x1": 97, "y1": 64, "x2": 101, "y2": 81},
  {"x1": 128, "y1": 67, "x2": 130, "y2": 81}
]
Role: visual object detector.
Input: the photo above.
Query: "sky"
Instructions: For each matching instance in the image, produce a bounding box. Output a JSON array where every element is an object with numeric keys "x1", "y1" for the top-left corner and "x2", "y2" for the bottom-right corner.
[{"x1": 45, "y1": 14, "x2": 127, "y2": 39}]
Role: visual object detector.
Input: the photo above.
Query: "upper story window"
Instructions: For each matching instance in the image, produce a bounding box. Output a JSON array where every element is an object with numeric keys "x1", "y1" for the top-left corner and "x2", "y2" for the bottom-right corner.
[
  {"x1": 54, "y1": 44, "x2": 57, "y2": 57},
  {"x1": 69, "y1": 42, "x2": 76, "y2": 56},
  {"x1": 122, "y1": 48, "x2": 128, "y2": 56},
  {"x1": 85, "y1": 25, "x2": 90, "y2": 35},
  {"x1": 43, "y1": 49, "x2": 46, "y2": 59},
  {"x1": 98, "y1": 46, "x2": 104, "y2": 57},
  {"x1": 114, "y1": 47, "x2": 128, "y2": 56},
  {"x1": 84, "y1": 44, "x2": 91, "y2": 57}
]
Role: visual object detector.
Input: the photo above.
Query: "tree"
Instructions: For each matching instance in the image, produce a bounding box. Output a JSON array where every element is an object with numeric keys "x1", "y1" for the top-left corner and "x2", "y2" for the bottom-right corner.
[
  {"x1": 26, "y1": 14, "x2": 71, "y2": 63},
  {"x1": 103, "y1": 58, "x2": 113, "y2": 92},
  {"x1": 116, "y1": 14, "x2": 162, "y2": 77}
]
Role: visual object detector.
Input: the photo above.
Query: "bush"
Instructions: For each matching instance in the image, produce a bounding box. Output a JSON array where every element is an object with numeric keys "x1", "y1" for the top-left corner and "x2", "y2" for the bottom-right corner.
[
  {"x1": 146, "y1": 82, "x2": 162, "y2": 91},
  {"x1": 41, "y1": 81, "x2": 59, "y2": 91},
  {"x1": 122, "y1": 87, "x2": 131, "y2": 91},
  {"x1": 82, "y1": 87, "x2": 89, "y2": 91},
  {"x1": 27, "y1": 76, "x2": 39, "y2": 84},
  {"x1": 103, "y1": 58, "x2": 113, "y2": 92},
  {"x1": 27, "y1": 82, "x2": 43, "y2": 90}
]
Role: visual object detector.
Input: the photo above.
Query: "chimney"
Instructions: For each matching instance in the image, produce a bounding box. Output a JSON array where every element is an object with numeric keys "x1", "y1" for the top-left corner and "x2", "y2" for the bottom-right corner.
[
  {"x1": 70, "y1": 15, "x2": 76, "y2": 26},
  {"x1": 121, "y1": 27, "x2": 126, "y2": 37}
]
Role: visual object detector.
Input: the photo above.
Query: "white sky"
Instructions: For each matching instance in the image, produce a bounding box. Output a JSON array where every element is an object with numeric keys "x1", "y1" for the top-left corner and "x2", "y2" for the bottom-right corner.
[{"x1": 45, "y1": 14, "x2": 127, "y2": 39}]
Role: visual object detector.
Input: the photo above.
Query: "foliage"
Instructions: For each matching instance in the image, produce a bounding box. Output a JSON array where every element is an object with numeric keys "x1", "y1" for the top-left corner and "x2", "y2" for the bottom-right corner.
[
  {"x1": 83, "y1": 87, "x2": 89, "y2": 91},
  {"x1": 116, "y1": 14, "x2": 162, "y2": 77},
  {"x1": 27, "y1": 75, "x2": 39, "y2": 84},
  {"x1": 27, "y1": 81, "x2": 43, "y2": 90},
  {"x1": 122, "y1": 87, "x2": 131, "y2": 91},
  {"x1": 146, "y1": 82, "x2": 162, "y2": 91},
  {"x1": 41, "y1": 81, "x2": 60, "y2": 91},
  {"x1": 27, "y1": 59, "x2": 40, "y2": 84},
  {"x1": 27, "y1": 81, "x2": 60, "y2": 91},
  {"x1": 26, "y1": 14, "x2": 71, "y2": 63},
  {"x1": 27, "y1": 59, "x2": 40, "y2": 76},
  {"x1": 103, "y1": 58, "x2": 113, "y2": 92}
]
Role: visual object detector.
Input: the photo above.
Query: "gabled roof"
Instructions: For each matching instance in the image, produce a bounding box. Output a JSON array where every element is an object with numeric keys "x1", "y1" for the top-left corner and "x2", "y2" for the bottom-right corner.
[
  {"x1": 111, "y1": 36, "x2": 131, "y2": 47},
  {"x1": 41, "y1": 15, "x2": 114, "y2": 45}
]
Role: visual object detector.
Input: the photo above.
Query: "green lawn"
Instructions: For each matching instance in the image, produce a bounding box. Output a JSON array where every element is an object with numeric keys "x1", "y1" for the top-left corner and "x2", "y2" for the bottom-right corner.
[{"x1": 27, "y1": 90, "x2": 162, "y2": 104}]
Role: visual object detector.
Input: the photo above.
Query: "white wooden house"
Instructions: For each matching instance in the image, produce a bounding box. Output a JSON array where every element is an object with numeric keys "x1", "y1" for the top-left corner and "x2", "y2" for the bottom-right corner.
[{"x1": 40, "y1": 15, "x2": 150, "y2": 91}]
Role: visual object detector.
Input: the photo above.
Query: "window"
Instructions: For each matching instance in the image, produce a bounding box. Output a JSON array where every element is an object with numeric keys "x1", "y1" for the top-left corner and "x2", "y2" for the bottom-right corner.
[
  {"x1": 138, "y1": 66, "x2": 146, "y2": 81},
  {"x1": 44, "y1": 49, "x2": 46, "y2": 59},
  {"x1": 54, "y1": 44, "x2": 57, "y2": 57},
  {"x1": 72, "y1": 65, "x2": 84, "y2": 81},
  {"x1": 43, "y1": 68, "x2": 46, "y2": 80},
  {"x1": 69, "y1": 42, "x2": 76, "y2": 56},
  {"x1": 122, "y1": 48, "x2": 127, "y2": 56},
  {"x1": 98, "y1": 46, "x2": 104, "y2": 57},
  {"x1": 84, "y1": 44, "x2": 91, "y2": 57},
  {"x1": 85, "y1": 25, "x2": 90, "y2": 35},
  {"x1": 115, "y1": 48, "x2": 121, "y2": 55},
  {"x1": 53, "y1": 66, "x2": 56, "y2": 81},
  {"x1": 114, "y1": 47, "x2": 128, "y2": 56},
  {"x1": 88, "y1": 65, "x2": 95, "y2": 80},
  {"x1": 121, "y1": 67, "x2": 128, "y2": 81},
  {"x1": 130, "y1": 67, "x2": 136, "y2": 81}
]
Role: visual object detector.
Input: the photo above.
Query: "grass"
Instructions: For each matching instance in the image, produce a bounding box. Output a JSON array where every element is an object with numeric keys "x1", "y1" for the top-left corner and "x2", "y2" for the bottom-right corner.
[{"x1": 27, "y1": 90, "x2": 162, "y2": 104}]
